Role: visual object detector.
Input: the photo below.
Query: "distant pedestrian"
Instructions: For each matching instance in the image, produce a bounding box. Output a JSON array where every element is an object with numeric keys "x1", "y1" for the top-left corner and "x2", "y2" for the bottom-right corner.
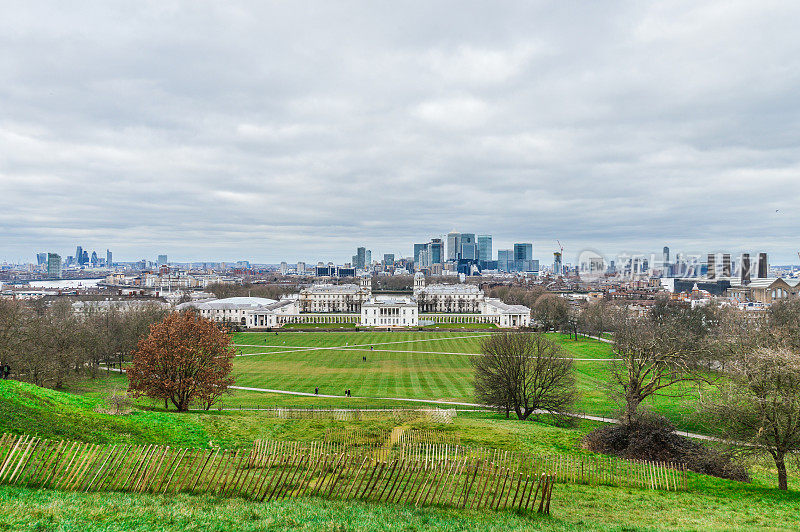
[
  {"x1": 362, "y1": 356, "x2": 366, "y2": 362},
  {"x1": 315, "y1": 387, "x2": 319, "y2": 395},
  {"x1": 2, "y1": 363, "x2": 9, "y2": 379}
]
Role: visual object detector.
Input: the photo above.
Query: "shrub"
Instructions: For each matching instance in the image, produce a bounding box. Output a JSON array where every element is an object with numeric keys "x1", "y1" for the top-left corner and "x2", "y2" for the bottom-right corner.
[{"x1": 583, "y1": 413, "x2": 749, "y2": 482}]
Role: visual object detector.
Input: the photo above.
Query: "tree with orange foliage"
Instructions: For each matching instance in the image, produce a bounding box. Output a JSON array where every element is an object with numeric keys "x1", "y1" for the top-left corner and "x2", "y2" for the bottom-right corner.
[{"x1": 127, "y1": 312, "x2": 235, "y2": 411}]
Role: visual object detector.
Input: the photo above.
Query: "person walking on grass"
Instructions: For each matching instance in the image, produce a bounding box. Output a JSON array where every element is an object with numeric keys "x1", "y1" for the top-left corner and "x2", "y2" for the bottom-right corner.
[{"x1": 315, "y1": 387, "x2": 319, "y2": 395}]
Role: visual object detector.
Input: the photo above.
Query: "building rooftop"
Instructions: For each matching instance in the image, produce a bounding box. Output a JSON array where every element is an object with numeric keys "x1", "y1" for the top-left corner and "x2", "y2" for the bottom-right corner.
[
  {"x1": 421, "y1": 284, "x2": 481, "y2": 294},
  {"x1": 177, "y1": 296, "x2": 277, "y2": 310},
  {"x1": 362, "y1": 296, "x2": 416, "y2": 307},
  {"x1": 301, "y1": 284, "x2": 361, "y2": 294},
  {"x1": 484, "y1": 298, "x2": 531, "y2": 314}
]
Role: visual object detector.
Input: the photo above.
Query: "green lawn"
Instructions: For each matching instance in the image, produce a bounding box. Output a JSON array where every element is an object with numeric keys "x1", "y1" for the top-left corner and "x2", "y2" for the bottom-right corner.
[
  {"x1": 3, "y1": 467, "x2": 800, "y2": 531},
  {"x1": 3, "y1": 376, "x2": 800, "y2": 530}
]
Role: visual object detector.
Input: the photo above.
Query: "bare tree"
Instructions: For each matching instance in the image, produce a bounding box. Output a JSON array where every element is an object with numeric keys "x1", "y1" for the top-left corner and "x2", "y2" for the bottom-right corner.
[
  {"x1": 610, "y1": 310, "x2": 710, "y2": 425},
  {"x1": 708, "y1": 347, "x2": 800, "y2": 490},
  {"x1": 473, "y1": 333, "x2": 576, "y2": 422},
  {"x1": 533, "y1": 293, "x2": 569, "y2": 332},
  {"x1": 579, "y1": 301, "x2": 611, "y2": 340}
]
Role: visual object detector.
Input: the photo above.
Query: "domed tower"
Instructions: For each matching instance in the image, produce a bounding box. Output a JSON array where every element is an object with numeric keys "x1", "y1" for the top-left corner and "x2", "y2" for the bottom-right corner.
[
  {"x1": 360, "y1": 275, "x2": 372, "y2": 296},
  {"x1": 413, "y1": 272, "x2": 425, "y2": 295}
]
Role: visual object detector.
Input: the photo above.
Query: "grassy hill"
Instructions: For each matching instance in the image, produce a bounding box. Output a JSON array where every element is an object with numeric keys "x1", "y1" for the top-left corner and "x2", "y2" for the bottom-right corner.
[{"x1": 3, "y1": 378, "x2": 800, "y2": 530}]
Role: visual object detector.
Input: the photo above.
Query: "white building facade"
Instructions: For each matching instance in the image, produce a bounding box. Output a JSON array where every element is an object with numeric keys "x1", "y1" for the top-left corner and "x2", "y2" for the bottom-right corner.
[
  {"x1": 360, "y1": 296, "x2": 418, "y2": 327},
  {"x1": 181, "y1": 276, "x2": 529, "y2": 329}
]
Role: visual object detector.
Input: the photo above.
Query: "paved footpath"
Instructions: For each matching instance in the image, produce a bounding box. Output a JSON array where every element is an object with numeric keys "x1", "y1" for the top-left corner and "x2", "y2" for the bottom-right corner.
[{"x1": 230, "y1": 385, "x2": 715, "y2": 441}]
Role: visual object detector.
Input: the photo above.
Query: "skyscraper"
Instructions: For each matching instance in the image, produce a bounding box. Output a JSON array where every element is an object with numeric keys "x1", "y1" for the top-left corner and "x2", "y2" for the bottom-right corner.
[
  {"x1": 383, "y1": 254, "x2": 394, "y2": 266},
  {"x1": 514, "y1": 243, "x2": 533, "y2": 261},
  {"x1": 459, "y1": 233, "x2": 476, "y2": 261},
  {"x1": 758, "y1": 252, "x2": 768, "y2": 278},
  {"x1": 707, "y1": 253, "x2": 716, "y2": 279},
  {"x1": 413, "y1": 243, "x2": 426, "y2": 264},
  {"x1": 722, "y1": 254, "x2": 731, "y2": 277},
  {"x1": 428, "y1": 239, "x2": 443, "y2": 265},
  {"x1": 741, "y1": 253, "x2": 751, "y2": 284},
  {"x1": 158, "y1": 254, "x2": 168, "y2": 266},
  {"x1": 36, "y1": 253, "x2": 47, "y2": 266},
  {"x1": 497, "y1": 249, "x2": 512, "y2": 272},
  {"x1": 106, "y1": 249, "x2": 112, "y2": 267},
  {"x1": 477, "y1": 235, "x2": 492, "y2": 262},
  {"x1": 356, "y1": 247, "x2": 366, "y2": 270},
  {"x1": 365, "y1": 250, "x2": 371, "y2": 268},
  {"x1": 47, "y1": 253, "x2": 62, "y2": 278},
  {"x1": 76, "y1": 246, "x2": 84, "y2": 265},
  {"x1": 91, "y1": 251, "x2": 99, "y2": 267},
  {"x1": 553, "y1": 252, "x2": 563, "y2": 276},
  {"x1": 446, "y1": 232, "x2": 460, "y2": 261}
]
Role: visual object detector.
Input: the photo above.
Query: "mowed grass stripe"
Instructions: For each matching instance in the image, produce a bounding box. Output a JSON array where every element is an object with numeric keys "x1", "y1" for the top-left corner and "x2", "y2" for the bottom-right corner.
[{"x1": 230, "y1": 332, "x2": 617, "y2": 404}]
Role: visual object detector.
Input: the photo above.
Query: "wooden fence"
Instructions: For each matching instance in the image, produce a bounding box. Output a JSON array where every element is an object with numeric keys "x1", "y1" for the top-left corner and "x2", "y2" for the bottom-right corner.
[
  {"x1": 323, "y1": 427, "x2": 461, "y2": 446},
  {"x1": 0, "y1": 434, "x2": 554, "y2": 514},
  {"x1": 237, "y1": 407, "x2": 459, "y2": 423},
  {"x1": 253, "y1": 439, "x2": 687, "y2": 491}
]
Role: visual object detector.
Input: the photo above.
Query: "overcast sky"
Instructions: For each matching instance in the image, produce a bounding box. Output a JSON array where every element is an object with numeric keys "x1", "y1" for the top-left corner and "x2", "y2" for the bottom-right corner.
[{"x1": 2, "y1": 1, "x2": 799, "y2": 265}]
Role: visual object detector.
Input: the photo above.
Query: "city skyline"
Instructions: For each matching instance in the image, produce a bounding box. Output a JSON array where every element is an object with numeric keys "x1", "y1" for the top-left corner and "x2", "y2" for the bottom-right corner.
[{"x1": 3, "y1": 3, "x2": 800, "y2": 263}]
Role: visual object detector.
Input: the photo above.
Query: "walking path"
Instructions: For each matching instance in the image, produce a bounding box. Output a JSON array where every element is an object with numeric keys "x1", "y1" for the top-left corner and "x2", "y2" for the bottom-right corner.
[
  {"x1": 236, "y1": 347, "x2": 617, "y2": 361},
  {"x1": 233, "y1": 333, "x2": 493, "y2": 354},
  {"x1": 229, "y1": 385, "x2": 714, "y2": 441}
]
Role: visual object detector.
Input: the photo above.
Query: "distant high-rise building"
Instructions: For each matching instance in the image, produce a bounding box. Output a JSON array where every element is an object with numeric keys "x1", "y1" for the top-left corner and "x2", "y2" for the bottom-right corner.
[
  {"x1": 722, "y1": 254, "x2": 731, "y2": 277},
  {"x1": 81, "y1": 250, "x2": 89, "y2": 265},
  {"x1": 477, "y1": 235, "x2": 492, "y2": 262},
  {"x1": 383, "y1": 254, "x2": 395, "y2": 266},
  {"x1": 707, "y1": 253, "x2": 716, "y2": 279},
  {"x1": 280, "y1": 261, "x2": 289, "y2": 275},
  {"x1": 355, "y1": 247, "x2": 366, "y2": 270},
  {"x1": 413, "y1": 243, "x2": 426, "y2": 264},
  {"x1": 446, "y1": 232, "x2": 460, "y2": 261},
  {"x1": 758, "y1": 252, "x2": 768, "y2": 278},
  {"x1": 36, "y1": 252, "x2": 47, "y2": 266},
  {"x1": 663, "y1": 246, "x2": 670, "y2": 264},
  {"x1": 297, "y1": 261, "x2": 306, "y2": 274},
  {"x1": 741, "y1": 253, "x2": 751, "y2": 284},
  {"x1": 76, "y1": 246, "x2": 84, "y2": 265},
  {"x1": 431, "y1": 239, "x2": 444, "y2": 264},
  {"x1": 47, "y1": 253, "x2": 62, "y2": 278},
  {"x1": 497, "y1": 249, "x2": 512, "y2": 272},
  {"x1": 90, "y1": 251, "x2": 99, "y2": 267},
  {"x1": 513, "y1": 243, "x2": 533, "y2": 271},
  {"x1": 157, "y1": 254, "x2": 168, "y2": 266},
  {"x1": 514, "y1": 243, "x2": 533, "y2": 261},
  {"x1": 365, "y1": 250, "x2": 371, "y2": 268},
  {"x1": 553, "y1": 252, "x2": 563, "y2": 276},
  {"x1": 459, "y1": 233, "x2": 475, "y2": 257},
  {"x1": 106, "y1": 249, "x2": 112, "y2": 267}
]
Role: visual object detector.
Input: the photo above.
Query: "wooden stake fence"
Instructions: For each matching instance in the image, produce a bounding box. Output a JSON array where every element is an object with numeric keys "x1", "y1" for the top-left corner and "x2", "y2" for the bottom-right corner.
[
  {"x1": 252, "y1": 438, "x2": 687, "y2": 491},
  {"x1": 0, "y1": 433, "x2": 554, "y2": 514}
]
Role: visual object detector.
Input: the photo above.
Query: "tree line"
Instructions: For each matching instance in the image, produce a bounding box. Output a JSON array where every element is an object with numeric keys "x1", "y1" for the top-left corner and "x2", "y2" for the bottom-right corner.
[
  {"x1": 474, "y1": 297, "x2": 800, "y2": 490},
  {"x1": 0, "y1": 299, "x2": 168, "y2": 388}
]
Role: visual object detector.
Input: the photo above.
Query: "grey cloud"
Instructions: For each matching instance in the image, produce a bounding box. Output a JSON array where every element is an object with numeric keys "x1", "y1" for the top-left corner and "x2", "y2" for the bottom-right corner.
[{"x1": 1, "y1": 1, "x2": 800, "y2": 264}]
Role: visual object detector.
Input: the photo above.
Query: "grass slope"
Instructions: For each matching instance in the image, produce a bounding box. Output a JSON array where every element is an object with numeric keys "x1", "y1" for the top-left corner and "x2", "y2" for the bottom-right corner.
[{"x1": 3, "y1": 379, "x2": 800, "y2": 530}]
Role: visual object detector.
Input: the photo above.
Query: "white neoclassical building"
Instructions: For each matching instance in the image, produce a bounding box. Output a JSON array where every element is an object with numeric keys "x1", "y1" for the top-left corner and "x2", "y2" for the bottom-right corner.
[
  {"x1": 177, "y1": 296, "x2": 278, "y2": 326},
  {"x1": 180, "y1": 274, "x2": 530, "y2": 329},
  {"x1": 298, "y1": 277, "x2": 372, "y2": 313},
  {"x1": 360, "y1": 296, "x2": 418, "y2": 327}
]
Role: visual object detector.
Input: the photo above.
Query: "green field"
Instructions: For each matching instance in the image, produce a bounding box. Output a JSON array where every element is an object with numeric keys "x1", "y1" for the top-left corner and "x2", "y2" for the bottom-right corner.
[
  {"x1": 226, "y1": 331, "x2": 705, "y2": 430},
  {"x1": 2, "y1": 379, "x2": 800, "y2": 531}
]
